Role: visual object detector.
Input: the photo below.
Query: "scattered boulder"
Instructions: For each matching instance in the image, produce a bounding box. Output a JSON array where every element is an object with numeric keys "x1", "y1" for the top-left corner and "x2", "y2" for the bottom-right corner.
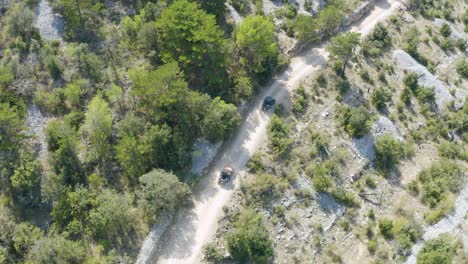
[{"x1": 393, "y1": 49, "x2": 454, "y2": 110}]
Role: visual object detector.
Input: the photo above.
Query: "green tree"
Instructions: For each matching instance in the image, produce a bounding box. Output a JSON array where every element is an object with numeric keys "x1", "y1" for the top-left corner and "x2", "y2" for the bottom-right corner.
[
  {"x1": 140, "y1": 124, "x2": 174, "y2": 170},
  {"x1": 371, "y1": 87, "x2": 392, "y2": 110},
  {"x1": 455, "y1": 58, "x2": 468, "y2": 78},
  {"x1": 88, "y1": 190, "x2": 132, "y2": 241},
  {"x1": 26, "y1": 234, "x2": 87, "y2": 264},
  {"x1": 226, "y1": 209, "x2": 273, "y2": 263},
  {"x1": 417, "y1": 235, "x2": 453, "y2": 264},
  {"x1": 51, "y1": 187, "x2": 94, "y2": 236},
  {"x1": 440, "y1": 23, "x2": 451, "y2": 38},
  {"x1": 268, "y1": 115, "x2": 292, "y2": 156},
  {"x1": 378, "y1": 218, "x2": 394, "y2": 239},
  {"x1": 0, "y1": 103, "x2": 24, "y2": 153},
  {"x1": 137, "y1": 169, "x2": 191, "y2": 220},
  {"x1": 339, "y1": 106, "x2": 373, "y2": 137},
  {"x1": 403, "y1": 72, "x2": 419, "y2": 92},
  {"x1": 5, "y1": 3, "x2": 36, "y2": 39},
  {"x1": 81, "y1": 96, "x2": 112, "y2": 165},
  {"x1": 327, "y1": 32, "x2": 361, "y2": 74},
  {"x1": 129, "y1": 62, "x2": 190, "y2": 122},
  {"x1": 375, "y1": 134, "x2": 404, "y2": 172},
  {"x1": 65, "y1": 44, "x2": 103, "y2": 81},
  {"x1": 0, "y1": 66, "x2": 14, "y2": 89},
  {"x1": 196, "y1": 0, "x2": 226, "y2": 19},
  {"x1": 46, "y1": 120, "x2": 84, "y2": 186},
  {"x1": 201, "y1": 97, "x2": 241, "y2": 142},
  {"x1": 318, "y1": 5, "x2": 342, "y2": 37},
  {"x1": 115, "y1": 136, "x2": 145, "y2": 178},
  {"x1": 293, "y1": 15, "x2": 319, "y2": 44},
  {"x1": 11, "y1": 222, "x2": 42, "y2": 261},
  {"x1": 156, "y1": 0, "x2": 227, "y2": 93},
  {"x1": 236, "y1": 15, "x2": 279, "y2": 73},
  {"x1": 10, "y1": 152, "x2": 41, "y2": 207}
]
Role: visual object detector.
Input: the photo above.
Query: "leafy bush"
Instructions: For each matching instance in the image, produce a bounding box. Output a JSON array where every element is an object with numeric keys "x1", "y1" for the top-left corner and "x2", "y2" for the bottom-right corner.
[
  {"x1": 363, "y1": 23, "x2": 392, "y2": 57},
  {"x1": 368, "y1": 238, "x2": 378, "y2": 254},
  {"x1": 247, "y1": 152, "x2": 265, "y2": 173},
  {"x1": 338, "y1": 106, "x2": 373, "y2": 138},
  {"x1": 417, "y1": 235, "x2": 454, "y2": 264},
  {"x1": 424, "y1": 194, "x2": 455, "y2": 224},
  {"x1": 375, "y1": 134, "x2": 404, "y2": 172},
  {"x1": 137, "y1": 169, "x2": 191, "y2": 221},
  {"x1": 394, "y1": 218, "x2": 422, "y2": 250},
  {"x1": 418, "y1": 161, "x2": 464, "y2": 208},
  {"x1": 455, "y1": 58, "x2": 468, "y2": 78},
  {"x1": 403, "y1": 72, "x2": 419, "y2": 92},
  {"x1": 371, "y1": 87, "x2": 392, "y2": 110},
  {"x1": 440, "y1": 23, "x2": 451, "y2": 38},
  {"x1": 203, "y1": 243, "x2": 224, "y2": 263},
  {"x1": 242, "y1": 173, "x2": 288, "y2": 205},
  {"x1": 331, "y1": 188, "x2": 360, "y2": 208},
  {"x1": 226, "y1": 209, "x2": 273, "y2": 263},
  {"x1": 268, "y1": 115, "x2": 292, "y2": 156},
  {"x1": 437, "y1": 141, "x2": 467, "y2": 161},
  {"x1": 378, "y1": 218, "x2": 394, "y2": 239},
  {"x1": 292, "y1": 86, "x2": 308, "y2": 115},
  {"x1": 336, "y1": 77, "x2": 350, "y2": 95},
  {"x1": 236, "y1": 15, "x2": 279, "y2": 74}
]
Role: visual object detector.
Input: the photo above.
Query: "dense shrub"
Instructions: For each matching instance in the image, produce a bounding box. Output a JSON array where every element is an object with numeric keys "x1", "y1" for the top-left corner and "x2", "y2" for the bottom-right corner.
[
  {"x1": 203, "y1": 243, "x2": 224, "y2": 263},
  {"x1": 338, "y1": 106, "x2": 373, "y2": 137},
  {"x1": 331, "y1": 189, "x2": 360, "y2": 208},
  {"x1": 375, "y1": 134, "x2": 404, "y2": 172},
  {"x1": 440, "y1": 23, "x2": 451, "y2": 38},
  {"x1": 137, "y1": 169, "x2": 191, "y2": 221},
  {"x1": 268, "y1": 115, "x2": 292, "y2": 156},
  {"x1": 378, "y1": 218, "x2": 394, "y2": 239},
  {"x1": 417, "y1": 235, "x2": 454, "y2": 264},
  {"x1": 226, "y1": 209, "x2": 273, "y2": 263},
  {"x1": 371, "y1": 87, "x2": 392, "y2": 110},
  {"x1": 455, "y1": 59, "x2": 468, "y2": 78},
  {"x1": 417, "y1": 161, "x2": 464, "y2": 208}
]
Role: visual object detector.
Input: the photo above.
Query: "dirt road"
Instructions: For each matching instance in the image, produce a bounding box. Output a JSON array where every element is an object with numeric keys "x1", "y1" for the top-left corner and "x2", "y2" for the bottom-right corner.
[{"x1": 141, "y1": 1, "x2": 404, "y2": 263}]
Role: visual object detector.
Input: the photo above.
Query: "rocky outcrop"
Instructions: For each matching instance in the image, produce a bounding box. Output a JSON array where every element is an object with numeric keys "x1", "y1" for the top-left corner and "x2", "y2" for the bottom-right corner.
[
  {"x1": 342, "y1": 0, "x2": 377, "y2": 27},
  {"x1": 393, "y1": 49, "x2": 454, "y2": 110}
]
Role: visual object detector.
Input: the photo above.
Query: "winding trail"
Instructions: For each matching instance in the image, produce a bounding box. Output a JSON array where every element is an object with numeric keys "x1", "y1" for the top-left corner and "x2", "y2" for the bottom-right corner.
[{"x1": 137, "y1": 1, "x2": 404, "y2": 263}]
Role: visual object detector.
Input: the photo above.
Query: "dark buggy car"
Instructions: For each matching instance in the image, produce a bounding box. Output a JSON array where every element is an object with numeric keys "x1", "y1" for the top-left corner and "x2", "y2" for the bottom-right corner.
[
  {"x1": 262, "y1": 96, "x2": 276, "y2": 111},
  {"x1": 219, "y1": 166, "x2": 234, "y2": 184}
]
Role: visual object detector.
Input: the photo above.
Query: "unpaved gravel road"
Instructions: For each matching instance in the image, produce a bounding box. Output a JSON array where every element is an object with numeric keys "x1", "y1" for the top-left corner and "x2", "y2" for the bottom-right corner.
[{"x1": 140, "y1": 1, "x2": 404, "y2": 263}]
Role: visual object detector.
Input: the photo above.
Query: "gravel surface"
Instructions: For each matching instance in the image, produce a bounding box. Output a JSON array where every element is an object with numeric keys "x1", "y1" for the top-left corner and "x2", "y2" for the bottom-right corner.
[
  {"x1": 34, "y1": 0, "x2": 64, "y2": 41},
  {"x1": 25, "y1": 104, "x2": 51, "y2": 160},
  {"x1": 393, "y1": 49, "x2": 454, "y2": 110}
]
